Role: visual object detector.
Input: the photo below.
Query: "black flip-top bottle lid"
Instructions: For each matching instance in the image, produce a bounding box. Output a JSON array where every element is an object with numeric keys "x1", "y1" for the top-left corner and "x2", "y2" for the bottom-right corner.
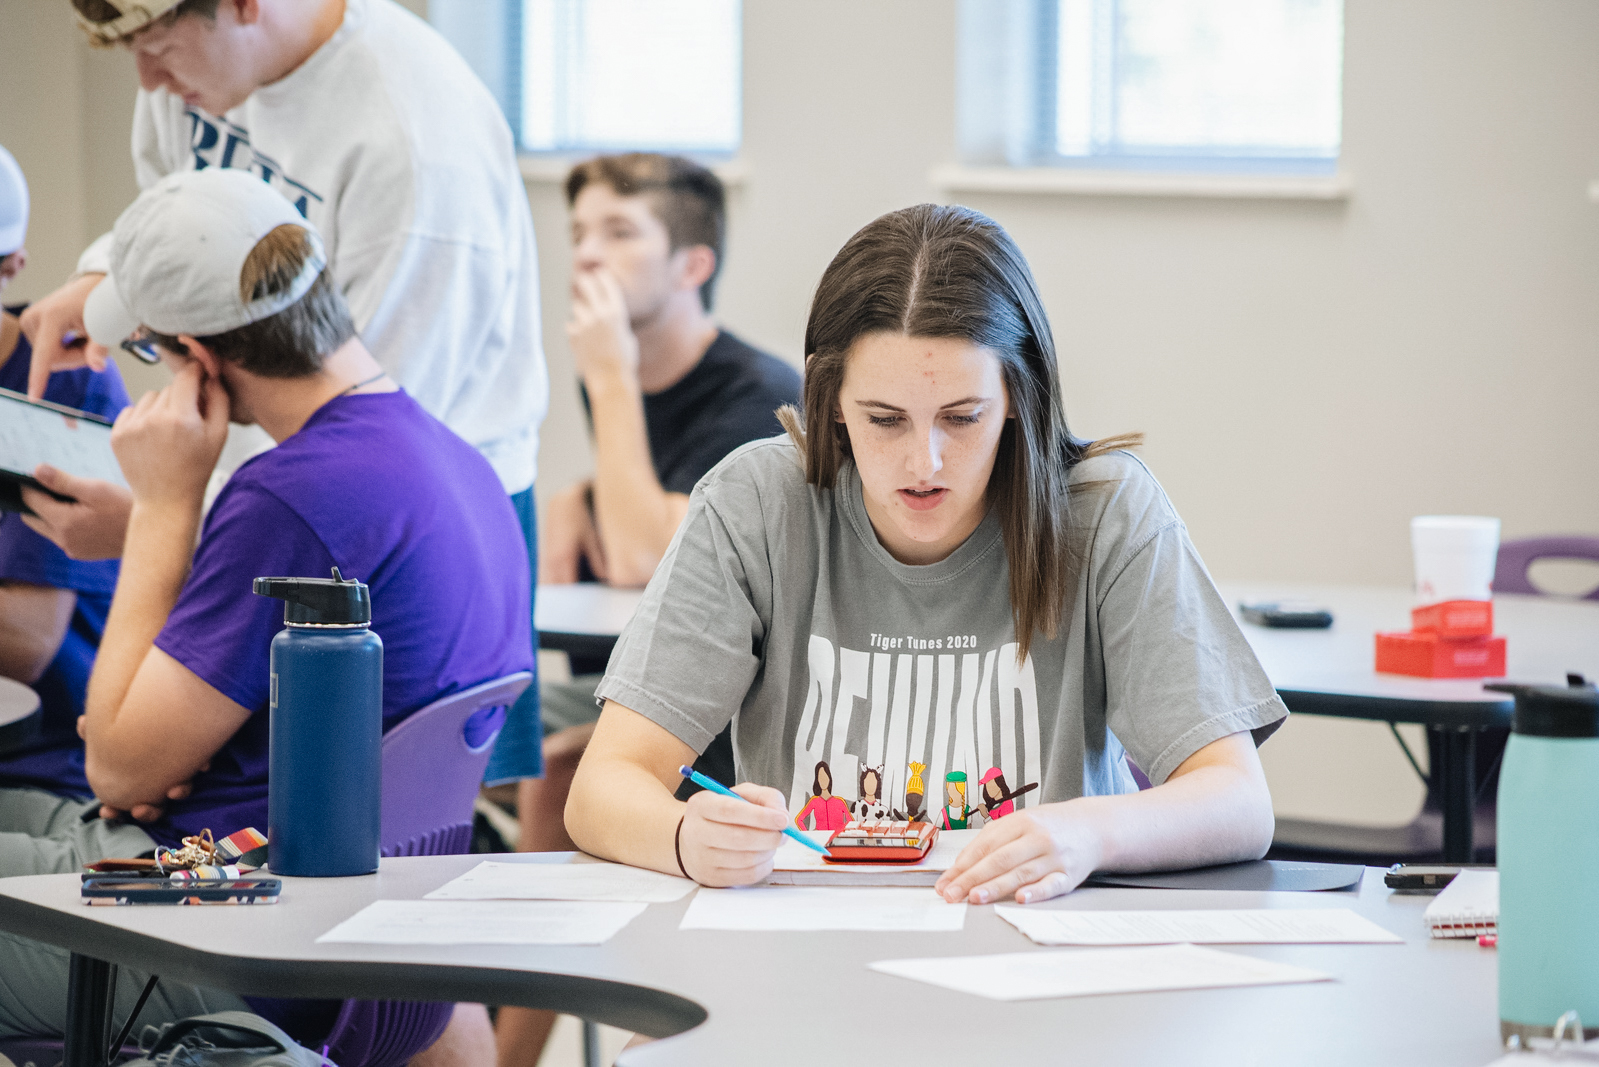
[
  {"x1": 1487, "y1": 678, "x2": 1599, "y2": 738},
  {"x1": 252, "y1": 566, "x2": 371, "y2": 626}
]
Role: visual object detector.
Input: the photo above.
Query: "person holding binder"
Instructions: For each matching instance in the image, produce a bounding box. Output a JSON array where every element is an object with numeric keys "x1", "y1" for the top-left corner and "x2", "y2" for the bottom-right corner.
[
  {"x1": 0, "y1": 144, "x2": 131, "y2": 803},
  {"x1": 566, "y1": 204, "x2": 1289, "y2": 904}
]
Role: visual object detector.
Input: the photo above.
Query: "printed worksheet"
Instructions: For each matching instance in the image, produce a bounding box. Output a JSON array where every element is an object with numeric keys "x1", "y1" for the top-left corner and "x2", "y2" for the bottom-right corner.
[
  {"x1": 0, "y1": 391, "x2": 126, "y2": 486},
  {"x1": 316, "y1": 900, "x2": 647, "y2": 945},
  {"x1": 680, "y1": 886, "x2": 965, "y2": 932},
  {"x1": 425, "y1": 860, "x2": 695, "y2": 903},
  {"x1": 869, "y1": 944, "x2": 1332, "y2": 1001},
  {"x1": 994, "y1": 907, "x2": 1403, "y2": 946}
]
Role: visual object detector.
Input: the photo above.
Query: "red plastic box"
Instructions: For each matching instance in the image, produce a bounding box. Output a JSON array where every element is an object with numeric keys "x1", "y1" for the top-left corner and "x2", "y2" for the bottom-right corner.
[
  {"x1": 1376, "y1": 631, "x2": 1506, "y2": 678},
  {"x1": 1410, "y1": 599, "x2": 1494, "y2": 638}
]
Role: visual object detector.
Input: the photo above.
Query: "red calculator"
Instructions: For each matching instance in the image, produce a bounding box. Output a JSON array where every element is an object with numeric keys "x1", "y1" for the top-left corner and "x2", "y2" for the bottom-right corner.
[{"x1": 822, "y1": 821, "x2": 938, "y2": 863}]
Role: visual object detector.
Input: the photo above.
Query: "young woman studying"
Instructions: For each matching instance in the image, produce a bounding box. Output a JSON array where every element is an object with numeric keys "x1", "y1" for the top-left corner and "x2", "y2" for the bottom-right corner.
[{"x1": 566, "y1": 204, "x2": 1287, "y2": 906}]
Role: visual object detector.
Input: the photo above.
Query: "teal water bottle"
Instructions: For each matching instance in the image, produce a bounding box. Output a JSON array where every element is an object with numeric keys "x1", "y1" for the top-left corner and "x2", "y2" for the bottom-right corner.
[
  {"x1": 1495, "y1": 679, "x2": 1599, "y2": 1045},
  {"x1": 253, "y1": 568, "x2": 383, "y2": 877}
]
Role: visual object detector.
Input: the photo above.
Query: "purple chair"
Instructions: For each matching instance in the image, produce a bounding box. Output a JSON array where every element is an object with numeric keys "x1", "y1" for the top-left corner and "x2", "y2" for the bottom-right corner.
[
  {"x1": 1494, "y1": 536, "x2": 1599, "y2": 599},
  {"x1": 0, "y1": 672, "x2": 532, "y2": 1067}
]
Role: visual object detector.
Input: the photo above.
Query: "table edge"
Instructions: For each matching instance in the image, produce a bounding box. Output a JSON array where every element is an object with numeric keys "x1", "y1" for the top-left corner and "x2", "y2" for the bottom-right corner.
[
  {"x1": 0, "y1": 894, "x2": 706, "y2": 1038},
  {"x1": 1277, "y1": 687, "x2": 1514, "y2": 727}
]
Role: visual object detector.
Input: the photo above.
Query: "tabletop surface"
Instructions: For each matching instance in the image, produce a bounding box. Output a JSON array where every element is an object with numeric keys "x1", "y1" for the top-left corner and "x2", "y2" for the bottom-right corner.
[
  {"x1": 1220, "y1": 583, "x2": 1598, "y2": 718},
  {"x1": 534, "y1": 584, "x2": 645, "y2": 638},
  {"x1": 0, "y1": 854, "x2": 1502, "y2": 1065}
]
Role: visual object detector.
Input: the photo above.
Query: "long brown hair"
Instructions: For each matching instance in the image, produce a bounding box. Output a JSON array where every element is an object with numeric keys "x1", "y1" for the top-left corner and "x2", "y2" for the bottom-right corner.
[{"x1": 777, "y1": 204, "x2": 1140, "y2": 660}]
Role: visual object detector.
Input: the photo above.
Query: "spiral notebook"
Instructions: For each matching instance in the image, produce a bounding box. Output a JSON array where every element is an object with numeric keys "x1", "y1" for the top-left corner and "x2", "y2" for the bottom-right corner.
[{"x1": 1423, "y1": 868, "x2": 1497, "y2": 938}]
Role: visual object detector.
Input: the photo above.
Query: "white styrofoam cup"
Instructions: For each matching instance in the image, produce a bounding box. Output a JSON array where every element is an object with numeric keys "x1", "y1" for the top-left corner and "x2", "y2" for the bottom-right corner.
[{"x1": 1411, "y1": 515, "x2": 1501, "y2": 605}]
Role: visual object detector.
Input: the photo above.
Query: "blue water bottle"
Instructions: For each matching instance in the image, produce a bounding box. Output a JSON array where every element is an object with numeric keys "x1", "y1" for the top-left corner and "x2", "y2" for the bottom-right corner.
[
  {"x1": 1495, "y1": 678, "x2": 1599, "y2": 1045},
  {"x1": 253, "y1": 567, "x2": 382, "y2": 877}
]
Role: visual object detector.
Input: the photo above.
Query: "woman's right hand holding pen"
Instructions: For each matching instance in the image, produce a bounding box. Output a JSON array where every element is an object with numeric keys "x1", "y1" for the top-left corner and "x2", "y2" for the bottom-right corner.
[{"x1": 676, "y1": 783, "x2": 789, "y2": 887}]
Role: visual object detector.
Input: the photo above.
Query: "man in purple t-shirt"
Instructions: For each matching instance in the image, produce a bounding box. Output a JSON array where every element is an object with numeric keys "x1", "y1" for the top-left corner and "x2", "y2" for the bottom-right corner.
[{"x1": 0, "y1": 171, "x2": 530, "y2": 1047}]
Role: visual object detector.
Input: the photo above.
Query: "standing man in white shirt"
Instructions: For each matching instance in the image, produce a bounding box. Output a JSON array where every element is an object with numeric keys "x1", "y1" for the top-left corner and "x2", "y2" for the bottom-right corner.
[{"x1": 17, "y1": 1, "x2": 549, "y2": 1063}]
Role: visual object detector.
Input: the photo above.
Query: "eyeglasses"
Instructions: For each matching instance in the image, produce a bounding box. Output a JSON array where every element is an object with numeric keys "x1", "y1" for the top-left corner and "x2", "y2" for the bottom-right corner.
[{"x1": 120, "y1": 330, "x2": 164, "y2": 366}]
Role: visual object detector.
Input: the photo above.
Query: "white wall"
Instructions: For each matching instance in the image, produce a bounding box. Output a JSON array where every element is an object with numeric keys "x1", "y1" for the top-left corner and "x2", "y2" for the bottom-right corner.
[{"x1": 3, "y1": 0, "x2": 1596, "y2": 824}]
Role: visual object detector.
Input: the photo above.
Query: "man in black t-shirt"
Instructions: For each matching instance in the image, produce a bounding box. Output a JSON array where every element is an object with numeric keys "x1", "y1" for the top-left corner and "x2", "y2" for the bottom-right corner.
[
  {"x1": 500, "y1": 151, "x2": 800, "y2": 1064},
  {"x1": 539, "y1": 154, "x2": 798, "y2": 600}
]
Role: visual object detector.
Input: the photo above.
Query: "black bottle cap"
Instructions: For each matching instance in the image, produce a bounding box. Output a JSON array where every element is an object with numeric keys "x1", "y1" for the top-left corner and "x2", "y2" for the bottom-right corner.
[
  {"x1": 1487, "y1": 679, "x2": 1599, "y2": 738},
  {"x1": 252, "y1": 566, "x2": 371, "y2": 626}
]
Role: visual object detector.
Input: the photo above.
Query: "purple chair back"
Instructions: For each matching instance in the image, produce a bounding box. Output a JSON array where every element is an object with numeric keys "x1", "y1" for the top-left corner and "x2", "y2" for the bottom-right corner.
[
  {"x1": 1494, "y1": 537, "x2": 1599, "y2": 600},
  {"x1": 379, "y1": 672, "x2": 532, "y2": 857}
]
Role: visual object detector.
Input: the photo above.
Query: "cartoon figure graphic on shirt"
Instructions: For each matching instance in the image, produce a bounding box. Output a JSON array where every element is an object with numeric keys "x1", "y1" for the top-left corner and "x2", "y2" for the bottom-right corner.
[
  {"x1": 974, "y1": 767, "x2": 1039, "y2": 822},
  {"x1": 786, "y1": 634, "x2": 1046, "y2": 833},
  {"x1": 902, "y1": 761, "x2": 928, "y2": 823},
  {"x1": 941, "y1": 771, "x2": 974, "y2": 829},
  {"x1": 853, "y1": 763, "x2": 890, "y2": 824},
  {"x1": 794, "y1": 760, "x2": 852, "y2": 831}
]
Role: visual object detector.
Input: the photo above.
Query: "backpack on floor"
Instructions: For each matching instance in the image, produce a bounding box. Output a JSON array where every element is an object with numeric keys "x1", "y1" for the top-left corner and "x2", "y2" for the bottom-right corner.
[{"x1": 123, "y1": 1013, "x2": 330, "y2": 1067}]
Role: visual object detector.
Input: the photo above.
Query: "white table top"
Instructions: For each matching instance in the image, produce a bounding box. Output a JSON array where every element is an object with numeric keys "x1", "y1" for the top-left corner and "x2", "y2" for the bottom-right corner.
[
  {"x1": 534, "y1": 584, "x2": 645, "y2": 638},
  {"x1": 1220, "y1": 583, "x2": 1599, "y2": 715},
  {"x1": 0, "y1": 854, "x2": 1501, "y2": 1065}
]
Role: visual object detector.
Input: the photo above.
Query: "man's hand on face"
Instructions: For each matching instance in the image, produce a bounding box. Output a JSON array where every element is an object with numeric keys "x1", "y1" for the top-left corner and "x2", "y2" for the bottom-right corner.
[
  {"x1": 567, "y1": 266, "x2": 640, "y2": 386},
  {"x1": 20, "y1": 468, "x2": 134, "y2": 561},
  {"x1": 110, "y1": 360, "x2": 230, "y2": 512},
  {"x1": 17, "y1": 274, "x2": 111, "y2": 399}
]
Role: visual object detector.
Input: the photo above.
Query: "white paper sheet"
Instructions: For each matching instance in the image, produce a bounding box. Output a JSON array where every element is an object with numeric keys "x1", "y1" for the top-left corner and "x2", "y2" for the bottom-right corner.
[
  {"x1": 994, "y1": 906, "x2": 1403, "y2": 946},
  {"x1": 869, "y1": 944, "x2": 1333, "y2": 1001},
  {"x1": 316, "y1": 900, "x2": 647, "y2": 945},
  {"x1": 425, "y1": 860, "x2": 695, "y2": 903},
  {"x1": 771, "y1": 828, "x2": 977, "y2": 872},
  {"x1": 680, "y1": 886, "x2": 966, "y2": 932}
]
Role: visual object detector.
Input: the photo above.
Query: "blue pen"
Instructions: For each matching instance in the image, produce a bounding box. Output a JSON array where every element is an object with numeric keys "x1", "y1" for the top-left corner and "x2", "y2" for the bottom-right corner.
[{"x1": 678, "y1": 765, "x2": 833, "y2": 857}]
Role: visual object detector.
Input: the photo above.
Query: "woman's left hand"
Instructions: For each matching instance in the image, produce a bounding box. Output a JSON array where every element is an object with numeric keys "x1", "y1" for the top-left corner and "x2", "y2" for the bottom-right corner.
[{"x1": 933, "y1": 801, "x2": 1104, "y2": 905}]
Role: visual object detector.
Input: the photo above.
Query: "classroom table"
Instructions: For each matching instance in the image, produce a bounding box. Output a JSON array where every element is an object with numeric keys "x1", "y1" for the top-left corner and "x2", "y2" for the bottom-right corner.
[
  {"x1": 0, "y1": 853, "x2": 1501, "y2": 1066},
  {"x1": 1219, "y1": 583, "x2": 1599, "y2": 862},
  {"x1": 0, "y1": 675, "x2": 41, "y2": 753},
  {"x1": 534, "y1": 584, "x2": 644, "y2": 661},
  {"x1": 0, "y1": 857, "x2": 1496, "y2": 1067}
]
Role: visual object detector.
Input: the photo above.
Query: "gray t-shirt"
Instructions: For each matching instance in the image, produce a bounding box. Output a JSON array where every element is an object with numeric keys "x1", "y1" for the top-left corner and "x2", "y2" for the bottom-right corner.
[{"x1": 597, "y1": 437, "x2": 1287, "y2": 827}]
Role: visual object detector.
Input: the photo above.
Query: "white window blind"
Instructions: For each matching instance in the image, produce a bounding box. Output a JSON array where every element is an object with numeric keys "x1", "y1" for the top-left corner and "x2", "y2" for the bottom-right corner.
[
  {"x1": 432, "y1": 0, "x2": 741, "y2": 155},
  {"x1": 957, "y1": 0, "x2": 1342, "y2": 174},
  {"x1": 1055, "y1": 0, "x2": 1342, "y2": 167}
]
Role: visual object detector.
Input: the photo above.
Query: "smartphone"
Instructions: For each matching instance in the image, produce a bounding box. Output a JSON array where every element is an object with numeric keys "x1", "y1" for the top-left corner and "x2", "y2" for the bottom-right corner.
[
  {"x1": 1383, "y1": 864, "x2": 1494, "y2": 891},
  {"x1": 81, "y1": 877, "x2": 282, "y2": 905},
  {"x1": 1239, "y1": 601, "x2": 1334, "y2": 629}
]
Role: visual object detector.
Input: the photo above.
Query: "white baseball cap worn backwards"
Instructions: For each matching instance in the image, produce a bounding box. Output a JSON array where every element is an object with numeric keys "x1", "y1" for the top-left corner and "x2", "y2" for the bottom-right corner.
[
  {"x1": 84, "y1": 168, "x2": 327, "y2": 349},
  {"x1": 76, "y1": 0, "x2": 187, "y2": 46}
]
